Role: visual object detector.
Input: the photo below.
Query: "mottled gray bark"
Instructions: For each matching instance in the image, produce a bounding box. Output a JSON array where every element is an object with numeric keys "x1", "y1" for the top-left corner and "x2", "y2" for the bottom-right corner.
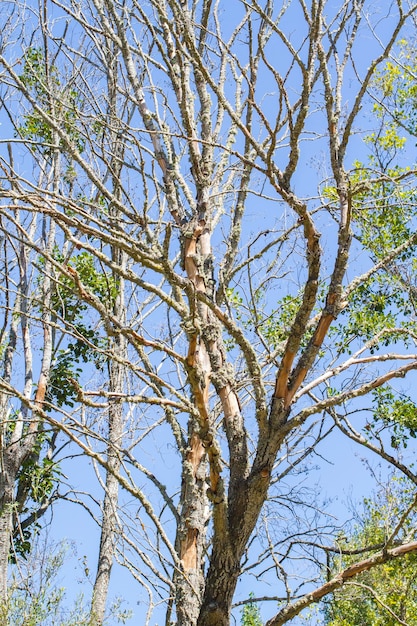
[
  {"x1": 0, "y1": 462, "x2": 15, "y2": 601},
  {"x1": 90, "y1": 246, "x2": 126, "y2": 623},
  {"x1": 90, "y1": 37, "x2": 127, "y2": 622},
  {"x1": 90, "y1": 390, "x2": 124, "y2": 624}
]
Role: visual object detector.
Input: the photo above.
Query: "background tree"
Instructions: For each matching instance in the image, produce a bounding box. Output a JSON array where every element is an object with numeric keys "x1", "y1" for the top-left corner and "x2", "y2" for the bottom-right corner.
[
  {"x1": 1, "y1": 1, "x2": 417, "y2": 625},
  {"x1": 0, "y1": 39, "x2": 63, "y2": 597},
  {"x1": 324, "y1": 478, "x2": 417, "y2": 626}
]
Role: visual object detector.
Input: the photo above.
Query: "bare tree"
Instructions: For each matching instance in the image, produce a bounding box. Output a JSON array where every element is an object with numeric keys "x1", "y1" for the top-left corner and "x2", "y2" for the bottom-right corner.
[
  {"x1": 0, "y1": 159, "x2": 56, "y2": 599},
  {"x1": 1, "y1": 1, "x2": 417, "y2": 625}
]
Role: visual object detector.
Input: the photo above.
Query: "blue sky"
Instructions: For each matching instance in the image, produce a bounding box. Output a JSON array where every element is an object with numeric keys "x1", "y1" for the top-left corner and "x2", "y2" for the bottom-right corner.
[{"x1": 1, "y1": 0, "x2": 417, "y2": 624}]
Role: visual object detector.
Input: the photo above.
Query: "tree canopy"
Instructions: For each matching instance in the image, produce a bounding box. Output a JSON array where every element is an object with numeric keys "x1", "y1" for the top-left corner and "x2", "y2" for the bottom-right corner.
[{"x1": 1, "y1": 1, "x2": 417, "y2": 625}]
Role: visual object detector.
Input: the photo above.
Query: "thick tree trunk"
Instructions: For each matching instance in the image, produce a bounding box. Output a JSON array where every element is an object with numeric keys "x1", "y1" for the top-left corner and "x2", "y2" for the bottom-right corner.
[
  {"x1": 197, "y1": 420, "x2": 290, "y2": 625},
  {"x1": 0, "y1": 513, "x2": 11, "y2": 603},
  {"x1": 174, "y1": 428, "x2": 208, "y2": 626},
  {"x1": 197, "y1": 486, "x2": 268, "y2": 626},
  {"x1": 197, "y1": 544, "x2": 240, "y2": 626}
]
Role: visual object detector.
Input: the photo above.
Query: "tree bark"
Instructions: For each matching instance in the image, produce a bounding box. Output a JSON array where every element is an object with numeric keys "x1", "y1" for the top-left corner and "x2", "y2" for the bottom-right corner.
[
  {"x1": 90, "y1": 387, "x2": 124, "y2": 624},
  {"x1": 0, "y1": 460, "x2": 15, "y2": 601},
  {"x1": 90, "y1": 37, "x2": 127, "y2": 622}
]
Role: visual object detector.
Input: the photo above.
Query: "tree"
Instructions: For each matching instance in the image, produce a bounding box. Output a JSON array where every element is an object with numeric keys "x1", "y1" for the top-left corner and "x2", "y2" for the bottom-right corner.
[
  {"x1": 0, "y1": 41, "x2": 61, "y2": 596},
  {"x1": 1, "y1": 1, "x2": 417, "y2": 625},
  {"x1": 89, "y1": 36, "x2": 129, "y2": 625},
  {"x1": 324, "y1": 479, "x2": 417, "y2": 626}
]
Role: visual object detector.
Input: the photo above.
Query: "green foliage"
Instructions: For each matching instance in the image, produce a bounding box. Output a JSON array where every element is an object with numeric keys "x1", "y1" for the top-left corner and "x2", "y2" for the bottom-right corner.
[
  {"x1": 17, "y1": 452, "x2": 59, "y2": 507},
  {"x1": 11, "y1": 430, "x2": 61, "y2": 561},
  {"x1": 324, "y1": 480, "x2": 417, "y2": 626},
  {"x1": 354, "y1": 176, "x2": 415, "y2": 261},
  {"x1": 18, "y1": 47, "x2": 84, "y2": 155},
  {"x1": 364, "y1": 386, "x2": 417, "y2": 449},
  {"x1": 259, "y1": 293, "x2": 304, "y2": 350},
  {"x1": 2, "y1": 543, "x2": 90, "y2": 626},
  {"x1": 50, "y1": 250, "x2": 118, "y2": 317},
  {"x1": 44, "y1": 250, "x2": 117, "y2": 408},
  {"x1": 325, "y1": 552, "x2": 417, "y2": 626},
  {"x1": 241, "y1": 593, "x2": 263, "y2": 626},
  {"x1": 47, "y1": 342, "x2": 84, "y2": 402},
  {"x1": 371, "y1": 43, "x2": 417, "y2": 139},
  {"x1": 325, "y1": 42, "x2": 417, "y2": 358},
  {"x1": 333, "y1": 272, "x2": 411, "y2": 355},
  {"x1": 46, "y1": 326, "x2": 107, "y2": 408},
  {"x1": 333, "y1": 169, "x2": 416, "y2": 355}
]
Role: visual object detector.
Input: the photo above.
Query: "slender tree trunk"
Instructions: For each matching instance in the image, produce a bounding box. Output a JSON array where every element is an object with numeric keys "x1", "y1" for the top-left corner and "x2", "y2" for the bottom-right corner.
[
  {"x1": 0, "y1": 459, "x2": 15, "y2": 601},
  {"x1": 90, "y1": 236, "x2": 126, "y2": 625},
  {"x1": 90, "y1": 38, "x2": 126, "y2": 622},
  {"x1": 90, "y1": 361, "x2": 125, "y2": 623}
]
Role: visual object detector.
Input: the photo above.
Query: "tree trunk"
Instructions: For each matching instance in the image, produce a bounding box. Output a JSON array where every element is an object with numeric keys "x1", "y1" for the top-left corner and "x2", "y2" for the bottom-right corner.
[
  {"x1": 197, "y1": 543, "x2": 241, "y2": 626},
  {"x1": 90, "y1": 404, "x2": 123, "y2": 624},
  {"x1": 197, "y1": 419, "x2": 291, "y2": 625},
  {"x1": 0, "y1": 460, "x2": 15, "y2": 602},
  {"x1": 174, "y1": 427, "x2": 208, "y2": 626},
  {"x1": 90, "y1": 277, "x2": 126, "y2": 624},
  {"x1": 90, "y1": 37, "x2": 126, "y2": 623}
]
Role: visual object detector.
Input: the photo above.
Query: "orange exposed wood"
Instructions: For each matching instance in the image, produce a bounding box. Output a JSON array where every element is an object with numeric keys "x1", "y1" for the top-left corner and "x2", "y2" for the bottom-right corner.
[
  {"x1": 34, "y1": 376, "x2": 47, "y2": 405},
  {"x1": 181, "y1": 225, "x2": 213, "y2": 573},
  {"x1": 286, "y1": 313, "x2": 334, "y2": 406},
  {"x1": 312, "y1": 313, "x2": 333, "y2": 347},
  {"x1": 29, "y1": 372, "x2": 48, "y2": 434},
  {"x1": 181, "y1": 433, "x2": 206, "y2": 571},
  {"x1": 274, "y1": 350, "x2": 295, "y2": 402},
  {"x1": 181, "y1": 528, "x2": 198, "y2": 570},
  {"x1": 189, "y1": 432, "x2": 205, "y2": 472},
  {"x1": 208, "y1": 460, "x2": 219, "y2": 494},
  {"x1": 186, "y1": 334, "x2": 198, "y2": 367},
  {"x1": 185, "y1": 299, "x2": 210, "y2": 421}
]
